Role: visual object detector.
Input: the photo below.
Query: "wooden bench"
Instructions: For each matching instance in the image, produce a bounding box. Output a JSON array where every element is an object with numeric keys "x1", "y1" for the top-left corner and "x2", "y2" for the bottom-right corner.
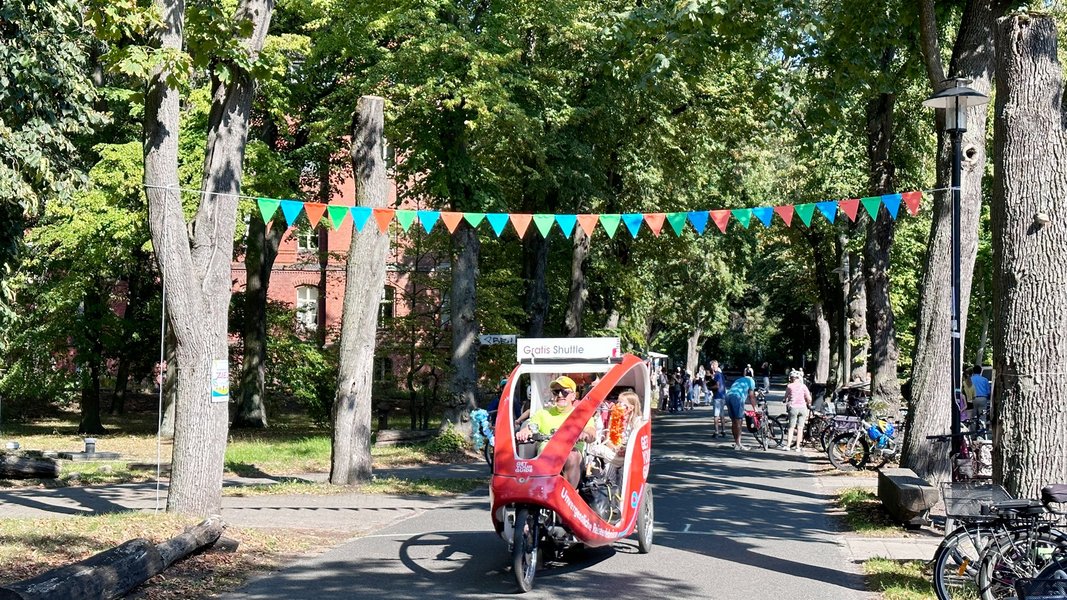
[{"x1": 878, "y1": 467, "x2": 939, "y2": 529}]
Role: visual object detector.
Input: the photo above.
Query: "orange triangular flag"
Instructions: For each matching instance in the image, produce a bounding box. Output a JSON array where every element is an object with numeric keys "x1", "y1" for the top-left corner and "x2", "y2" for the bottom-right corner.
[
  {"x1": 643, "y1": 213, "x2": 666, "y2": 236},
  {"x1": 303, "y1": 202, "x2": 328, "y2": 227},
  {"x1": 710, "y1": 210, "x2": 731, "y2": 233},
  {"x1": 838, "y1": 199, "x2": 860, "y2": 222},
  {"x1": 510, "y1": 214, "x2": 532, "y2": 238},
  {"x1": 373, "y1": 208, "x2": 395, "y2": 234},
  {"x1": 440, "y1": 211, "x2": 464, "y2": 233},
  {"x1": 577, "y1": 214, "x2": 599, "y2": 237},
  {"x1": 902, "y1": 191, "x2": 922, "y2": 216},
  {"x1": 774, "y1": 205, "x2": 795, "y2": 227}
]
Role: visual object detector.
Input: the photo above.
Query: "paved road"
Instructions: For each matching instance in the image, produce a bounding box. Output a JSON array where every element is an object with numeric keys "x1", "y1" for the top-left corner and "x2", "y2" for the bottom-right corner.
[{"x1": 222, "y1": 405, "x2": 873, "y2": 600}]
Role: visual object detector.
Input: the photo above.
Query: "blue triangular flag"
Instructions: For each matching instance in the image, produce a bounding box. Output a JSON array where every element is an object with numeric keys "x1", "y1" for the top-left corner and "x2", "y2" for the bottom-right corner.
[
  {"x1": 621, "y1": 213, "x2": 644, "y2": 238},
  {"x1": 555, "y1": 214, "x2": 577, "y2": 238},
  {"x1": 816, "y1": 201, "x2": 838, "y2": 223},
  {"x1": 351, "y1": 206, "x2": 372, "y2": 232},
  {"x1": 417, "y1": 210, "x2": 440, "y2": 233},
  {"x1": 687, "y1": 211, "x2": 709, "y2": 234},
  {"x1": 280, "y1": 200, "x2": 304, "y2": 226},
  {"x1": 486, "y1": 213, "x2": 509, "y2": 237},
  {"x1": 752, "y1": 206, "x2": 774, "y2": 228},
  {"x1": 882, "y1": 193, "x2": 902, "y2": 219}
]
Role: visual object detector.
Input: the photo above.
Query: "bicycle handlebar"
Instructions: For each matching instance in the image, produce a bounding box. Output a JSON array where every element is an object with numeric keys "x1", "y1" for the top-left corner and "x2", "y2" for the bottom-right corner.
[{"x1": 926, "y1": 431, "x2": 983, "y2": 441}]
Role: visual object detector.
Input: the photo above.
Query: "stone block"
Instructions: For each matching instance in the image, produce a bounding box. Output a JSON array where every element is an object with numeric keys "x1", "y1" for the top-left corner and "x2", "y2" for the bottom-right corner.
[{"x1": 878, "y1": 467, "x2": 938, "y2": 528}]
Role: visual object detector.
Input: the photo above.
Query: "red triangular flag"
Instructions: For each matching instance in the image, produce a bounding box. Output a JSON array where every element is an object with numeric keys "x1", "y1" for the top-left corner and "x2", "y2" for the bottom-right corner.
[
  {"x1": 577, "y1": 214, "x2": 599, "y2": 237},
  {"x1": 710, "y1": 210, "x2": 731, "y2": 233},
  {"x1": 902, "y1": 191, "x2": 922, "y2": 216},
  {"x1": 838, "y1": 199, "x2": 860, "y2": 222},
  {"x1": 303, "y1": 202, "x2": 328, "y2": 227},
  {"x1": 440, "y1": 212, "x2": 464, "y2": 233},
  {"x1": 373, "y1": 208, "x2": 395, "y2": 234},
  {"x1": 643, "y1": 213, "x2": 666, "y2": 236},
  {"x1": 510, "y1": 214, "x2": 532, "y2": 238},
  {"x1": 774, "y1": 205, "x2": 795, "y2": 227}
]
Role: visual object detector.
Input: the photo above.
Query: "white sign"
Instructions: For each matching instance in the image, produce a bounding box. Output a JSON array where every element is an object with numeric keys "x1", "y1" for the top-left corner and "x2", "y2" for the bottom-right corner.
[
  {"x1": 480, "y1": 334, "x2": 517, "y2": 345},
  {"x1": 211, "y1": 359, "x2": 229, "y2": 403},
  {"x1": 516, "y1": 337, "x2": 621, "y2": 362}
]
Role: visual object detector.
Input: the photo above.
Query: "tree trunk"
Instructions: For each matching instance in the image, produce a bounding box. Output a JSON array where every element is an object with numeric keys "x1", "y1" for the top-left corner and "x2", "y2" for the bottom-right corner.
[
  {"x1": 442, "y1": 224, "x2": 480, "y2": 436},
  {"x1": 564, "y1": 227, "x2": 590, "y2": 337},
  {"x1": 904, "y1": 0, "x2": 999, "y2": 484},
  {"x1": 848, "y1": 249, "x2": 868, "y2": 383},
  {"x1": 523, "y1": 233, "x2": 549, "y2": 337},
  {"x1": 231, "y1": 216, "x2": 282, "y2": 429},
  {"x1": 143, "y1": 0, "x2": 273, "y2": 515},
  {"x1": 837, "y1": 234, "x2": 851, "y2": 387},
  {"x1": 864, "y1": 91, "x2": 903, "y2": 417},
  {"x1": 78, "y1": 286, "x2": 106, "y2": 435},
  {"x1": 685, "y1": 327, "x2": 702, "y2": 375},
  {"x1": 330, "y1": 96, "x2": 390, "y2": 486},
  {"x1": 990, "y1": 13, "x2": 1067, "y2": 498},
  {"x1": 813, "y1": 301, "x2": 831, "y2": 385},
  {"x1": 159, "y1": 327, "x2": 177, "y2": 439}
]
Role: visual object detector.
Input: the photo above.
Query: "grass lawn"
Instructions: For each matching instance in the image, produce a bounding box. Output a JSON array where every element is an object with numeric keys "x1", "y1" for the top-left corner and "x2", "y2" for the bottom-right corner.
[
  {"x1": 864, "y1": 558, "x2": 936, "y2": 600},
  {"x1": 836, "y1": 487, "x2": 905, "y2": 537}
]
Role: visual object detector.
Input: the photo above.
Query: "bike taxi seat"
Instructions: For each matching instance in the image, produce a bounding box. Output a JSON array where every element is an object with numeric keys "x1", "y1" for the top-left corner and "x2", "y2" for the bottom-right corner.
[
  {"x1": 1042, "y1": 484, "x2": 1067, "y2": 504},
  {"x1": 984, "y1": 498, "x2": 1047, "y2": 517}
]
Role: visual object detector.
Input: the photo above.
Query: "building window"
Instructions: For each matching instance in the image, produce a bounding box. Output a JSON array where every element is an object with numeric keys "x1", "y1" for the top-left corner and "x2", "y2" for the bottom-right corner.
[
  {"x1": 374, "y1": 356, "x2": 393, "y2": 384},
  {"x1": 296, "y1": 226, "x2": 318, "y2": 252},
  {"x1": 296, "y1": 285, "x2": 318, "y2": 330},
  {"x1": 378, "y1": 286, "x2": 395, "y2": 327}
]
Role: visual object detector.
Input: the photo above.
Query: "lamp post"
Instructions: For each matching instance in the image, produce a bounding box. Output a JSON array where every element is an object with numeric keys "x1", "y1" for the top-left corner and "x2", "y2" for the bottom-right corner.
[{"x1": 922, "y1": 79, "x2": 990, "y2": 455}]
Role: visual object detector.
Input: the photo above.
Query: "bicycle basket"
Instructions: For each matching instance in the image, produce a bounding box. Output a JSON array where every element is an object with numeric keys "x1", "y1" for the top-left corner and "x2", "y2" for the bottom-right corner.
[
  {"x1": 941, "y1": 481, "x2": 1013, "y2": 519},
  {"x1": 1014, "y1": 569, "x2": 1067, "y2": 600}
]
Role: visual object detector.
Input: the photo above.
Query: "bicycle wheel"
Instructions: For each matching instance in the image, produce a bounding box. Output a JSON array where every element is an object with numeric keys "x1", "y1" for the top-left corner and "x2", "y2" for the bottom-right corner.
[
  {"x1": 933, "y1": 525, "x2": 990, "y2": 600},
  {"x1": 754, "y1": 417, "x2": 769, "y2": 450},
  {"x1": 977, "y1": 528, "x2": 1067, "y2": 600},
  {"x1": 512, "y1": 506, "x2": 540, "y2": 592},
  {"x1": 828, "y1": 432, "x2": 869, "y2": 471},
  {"x1": 819, "y1": 425, "x2": 838, "y2": 453},
  {"x1": 766, "y1": 417, "x2": 785, "y2": 448}
]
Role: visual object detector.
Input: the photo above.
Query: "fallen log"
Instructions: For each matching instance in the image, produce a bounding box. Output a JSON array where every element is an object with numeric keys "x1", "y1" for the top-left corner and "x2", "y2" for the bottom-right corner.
[
  {"x1": 0, "y1": 517, "x2": 227, "y2": 600},
  {"x1": 0, "y1": 455, "x2": 59, "y2": 479}
]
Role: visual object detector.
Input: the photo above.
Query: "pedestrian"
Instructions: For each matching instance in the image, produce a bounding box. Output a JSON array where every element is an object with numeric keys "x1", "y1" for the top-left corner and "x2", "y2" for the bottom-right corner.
[
  {"x1": 970, "y1": 365, "x2": 992, "y2": 423},
  {"x1": 709, "y1": 361, "x2": 727, "y2": 437},
  {"x1": 783, "y1": 370, "x2": 812, "y2": 452},
  {"x1": 743, "y1": 363, "x2": 754, "y2": 378},
  {"x1": 657, "y1": 368, "x2": 669, "y2": 412},
  {"x1": 725, "y1": 369, "x2": 757, "y2": 450},
  {"x1": 695, "y1": 364, "x2": 707, "y2": 406},
  {"x1": 669, "y1": 368, "x2": 683, "y2": 413},
  {"x1": 760, "y1": 362, "x2": 771, "y2": 392},
  {"x1": 683, "y1": 369, "x2": 694, "y2": 411}
]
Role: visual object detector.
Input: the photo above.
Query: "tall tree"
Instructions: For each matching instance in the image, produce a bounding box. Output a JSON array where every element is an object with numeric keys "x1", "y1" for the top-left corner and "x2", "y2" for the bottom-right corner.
[
  {"x1": 990, "y1": 12, "x2": 1067, "y2": 498},
  {"x1": 330, "y1": 96, "x2": 390, "y2": 485},
  {"x1": 903, "y1": 0, "x2": 1005, "y2": 484},
  {"x1": 143, "y1": 0, "x2": 274, "y2": 515}
]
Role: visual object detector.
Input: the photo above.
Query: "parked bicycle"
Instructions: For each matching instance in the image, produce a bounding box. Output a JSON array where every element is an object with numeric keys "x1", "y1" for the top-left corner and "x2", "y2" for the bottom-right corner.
[
  {"x1": 746, "y1": 388, "x2": 784, "y2": 451},
  {"x1": 931, "y1": 482, "x2": 1067, "y2": 600},
  {"x1": 826, "y1": 414, "x2": 900, "y2": 471}
]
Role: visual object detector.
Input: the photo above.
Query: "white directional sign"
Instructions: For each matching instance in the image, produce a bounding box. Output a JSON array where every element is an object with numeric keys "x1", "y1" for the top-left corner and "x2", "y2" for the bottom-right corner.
[
  {"x1": 516, "y1": 337, "x2": 621, "y2": 362},
  {"x1": 479, "y1": 334, "x2": 517, "y2": 345}
]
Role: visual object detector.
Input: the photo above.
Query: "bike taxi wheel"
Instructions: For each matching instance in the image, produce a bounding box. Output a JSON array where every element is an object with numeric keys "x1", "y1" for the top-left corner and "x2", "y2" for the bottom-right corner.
[
  {"x1": 828, "y1": 432, "x2": 869, "y2": 471},
  {"x1": 512, "y1": 506, "x2": 540, "y2": 593},
  {"x1": 637, "y1": 484, "x2": 654, "y2": 554}
]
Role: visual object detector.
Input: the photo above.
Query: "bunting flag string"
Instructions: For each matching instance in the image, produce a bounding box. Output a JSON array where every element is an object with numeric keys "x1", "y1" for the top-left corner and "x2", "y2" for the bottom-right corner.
[{"x1": 246, "y1": 188, "x2": 938, "y2": 241}]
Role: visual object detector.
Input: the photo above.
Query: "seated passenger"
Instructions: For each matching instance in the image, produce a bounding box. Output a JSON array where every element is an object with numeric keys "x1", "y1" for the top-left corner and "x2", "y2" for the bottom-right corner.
[
  {"x1": 605, "y1": 390, "x2": 642, "y2": 468},
  {"x1": 515, "y1": 375, "x2": 596, "y2": 488}
]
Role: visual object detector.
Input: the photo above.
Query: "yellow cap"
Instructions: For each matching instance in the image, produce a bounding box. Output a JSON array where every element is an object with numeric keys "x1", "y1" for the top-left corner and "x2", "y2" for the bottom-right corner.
[{"x1": 549, "y1": 375, "x2": 577, "y2": 392}]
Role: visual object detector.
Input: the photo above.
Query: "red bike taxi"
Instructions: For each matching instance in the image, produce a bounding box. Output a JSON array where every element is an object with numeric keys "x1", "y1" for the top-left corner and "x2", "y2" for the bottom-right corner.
[{"x1": 489, "y1": 338, "x2": 654, "y2": 592}]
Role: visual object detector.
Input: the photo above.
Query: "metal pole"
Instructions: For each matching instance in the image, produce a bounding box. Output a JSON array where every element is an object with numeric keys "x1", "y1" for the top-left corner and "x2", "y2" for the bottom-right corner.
[{"x1": 950, "y1": 124, "x2": 963, "y2": 456}]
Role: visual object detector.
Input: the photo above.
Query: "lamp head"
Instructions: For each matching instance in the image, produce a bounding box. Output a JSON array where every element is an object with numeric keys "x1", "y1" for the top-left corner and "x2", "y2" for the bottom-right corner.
[{"x1": 923, "y1": 79, "x2": 990, "y2": 132}]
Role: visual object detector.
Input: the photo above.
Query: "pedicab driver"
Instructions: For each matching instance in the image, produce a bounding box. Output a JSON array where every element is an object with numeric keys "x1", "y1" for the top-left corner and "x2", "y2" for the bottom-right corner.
[
  {"x1": 725, "y1": 373, "x2": 757, "y2": 451},
  {"x1": 515, "y1": 376, "x2": 597, "y2": 488}
]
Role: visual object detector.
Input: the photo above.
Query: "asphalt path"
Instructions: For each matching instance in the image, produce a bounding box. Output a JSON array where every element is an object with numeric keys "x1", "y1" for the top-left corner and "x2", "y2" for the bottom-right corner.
[{"x1": 222, "y1": 401, "x2": 873, "y2": 600}]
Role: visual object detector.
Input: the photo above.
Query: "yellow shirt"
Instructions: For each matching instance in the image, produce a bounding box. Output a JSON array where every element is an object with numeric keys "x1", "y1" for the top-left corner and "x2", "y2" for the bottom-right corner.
[{"x1": 530, "y1": 406, "x2": 595, "y2": 451}]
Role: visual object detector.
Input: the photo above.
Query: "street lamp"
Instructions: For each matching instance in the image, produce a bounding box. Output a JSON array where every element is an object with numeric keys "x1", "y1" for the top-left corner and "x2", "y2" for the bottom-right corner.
[{"x1": 922, "y1": 79, "x2": 990, "y2": 455}]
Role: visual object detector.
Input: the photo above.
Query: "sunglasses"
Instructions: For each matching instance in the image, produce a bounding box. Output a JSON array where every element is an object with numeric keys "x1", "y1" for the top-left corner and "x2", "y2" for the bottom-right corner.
[{"x1": 551, "y1": 388, "x2": 572, "y2": 397}]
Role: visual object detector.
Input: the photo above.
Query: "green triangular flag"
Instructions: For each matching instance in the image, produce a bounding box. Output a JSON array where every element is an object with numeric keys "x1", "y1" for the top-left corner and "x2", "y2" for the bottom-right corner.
[
  {"x1": 731, "y1": 208, "x2": 753, "y2": 229},
  {"x1": 533, "y1": 214, "x2": 555, "y2": 238},
  {"x1": 327, "y1": 205, "x2": 349, "y2": 230},
  {"x1": 395, "y1": 210, "x2": 417, "y2": 232},
  {"x1": 600, "y1": 214, "x2": 621, "y2": 238},
  {"x1": 666, "y1": 212, "x2": 687, "y2": 236},
  {"x1": 794, "y1": 203, "x2": 816, "y2": 227},
  {"x1": 258, "y1": 198, "x2": 280, "y2": 223},
  {"x1": 463, "y1": 212, "x2": 486, "y2": 227},
  {"x1": 861, "y1": 196, "x2": 882, "y2": 220}
]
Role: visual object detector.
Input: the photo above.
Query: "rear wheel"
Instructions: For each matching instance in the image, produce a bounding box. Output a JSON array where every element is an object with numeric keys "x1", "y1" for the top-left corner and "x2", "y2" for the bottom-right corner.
[
  {"x1": 637, "y1": 485, "x2": 654, "y2": 554},
  {"x1": 933, "y1": 526, "x2": 985, "y2": 600},
  {"x1": 977, "y1": 529, "x2": 1066, "y2": 600},
  {"x1": 828, "y1": 432, "x2": 869, "y2": 471},
  {"x1": 765, "y1": 418, "x2": 785, "y2": 448},
  {"x1": 512, "y1": 507, "x2": 540, "y2": 593}
]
